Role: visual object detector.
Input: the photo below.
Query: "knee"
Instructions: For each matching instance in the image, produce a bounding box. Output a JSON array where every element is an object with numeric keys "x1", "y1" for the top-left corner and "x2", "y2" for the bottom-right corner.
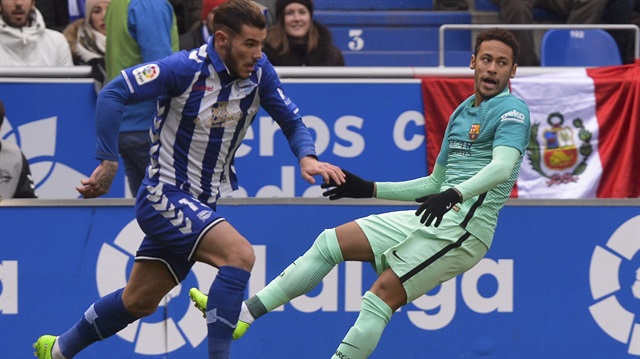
[
  {"x1": 122, "y1": 294, "x2": 159, "y2": 318},
  {"x1": 224, "y1": 241, "x2": 255, "y2": 271},
  {"x1": 312, "y1": 228, "x2": 344, "y2": 264},
  {"x1": 370, "y1": 273, "x2": 406, "y2": 312}
]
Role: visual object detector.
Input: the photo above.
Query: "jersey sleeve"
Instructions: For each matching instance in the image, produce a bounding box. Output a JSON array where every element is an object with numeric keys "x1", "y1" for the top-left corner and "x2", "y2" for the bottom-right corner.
[
  {"x1": 96, "y1": 52, "x2": 195, "y2": 161},
  {"x1": 258, "y1": 57, "x2": 302, "y2": 122},
  {"x1": 492, "y1": 99, "x2": 531, "y2": 154},
  {"x1": 257, "y1": 58, "x2": 316, "y2": 161},
  {"x1": 376, "y1": 163, "x2": 446, "y2": 201}
]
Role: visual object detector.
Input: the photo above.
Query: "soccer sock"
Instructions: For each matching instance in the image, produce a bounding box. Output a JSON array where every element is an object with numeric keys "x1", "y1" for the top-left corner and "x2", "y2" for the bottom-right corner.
[
  {"x1": 250, "y1": 228, "x2": 344, "y2": 316},
  {"x1": 332, "y1": 291, "x2": 393, "y2": 359},
  {"x1": 237, "y1": 297, "x2": 264, "y2": 325},
  {"x1": 57, "y1": 288, "x2": 138, "y2": 358},
  {"x1": 51, "y1": 340, "x2": 66, "y2": 359},
  {"x1": 206, "y1": 265, "x2": 250, "y2": 359}
]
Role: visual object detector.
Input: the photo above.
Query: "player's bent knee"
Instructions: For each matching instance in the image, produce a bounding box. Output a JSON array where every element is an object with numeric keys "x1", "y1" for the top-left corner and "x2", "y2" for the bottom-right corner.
[
  {"x1": 370, "y1": 271, "x2": 406, "y2": 311},
  {"x1": 224, "y1": 242, "x2": 255, "y2": 271},
  {"x1": 123, "y1": 297, "x2": 159, "y2": 318},
  {"x1": 312, "y1": 228, "x2": 344, "y2": 265}
]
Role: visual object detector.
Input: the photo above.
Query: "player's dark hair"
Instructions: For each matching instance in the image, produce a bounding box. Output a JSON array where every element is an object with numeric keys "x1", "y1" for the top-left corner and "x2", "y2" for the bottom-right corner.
[
  {"x1": 474, "y1": 28, "x2": 520, "y2": 66},
  {"x1": 213, "y1": 0, "x2": 266, "y2": 35}
]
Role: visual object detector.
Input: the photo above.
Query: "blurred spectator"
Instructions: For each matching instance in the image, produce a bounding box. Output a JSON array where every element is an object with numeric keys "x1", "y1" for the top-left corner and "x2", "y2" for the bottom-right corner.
[
  {"x1": 105, "y1": 0, "x2": 178, "y2": 196},
  {"x1": 263, "y1": 0, "x2": 344, "y2": 66},
  {"x1": 63, "y1": 0, "x2": 110, "y2": 92},
  {"x1": 434, "y1": 0, "x2": 469, "y2": 11},
  {"x1": 0, "y1": 99, "x2": 37, "y2": 199},
  {"x1": 491, "y1": 0, "x2": 608, "y2": 66},
  {"x1": 179, "y1": 0, "x2": 225, "y2": 51},
  {"x1": 0, "y1": 0, "x2": 73, "y2": 66},
  {"x1": 36, "y1": 0, "x2": 85, "y2": 32},
  {"x1": 253, "y1": 0, "x2": 275, "y2": 26},
  {"x1": 179, "y1": 0, "x2": 269, "y2": 51},
  {"x1": 169, "y1": 0, "x2": 201, "y2": 34},
  {"x1": 603, "y1": 0, "x2": 638, "y2": 64}
]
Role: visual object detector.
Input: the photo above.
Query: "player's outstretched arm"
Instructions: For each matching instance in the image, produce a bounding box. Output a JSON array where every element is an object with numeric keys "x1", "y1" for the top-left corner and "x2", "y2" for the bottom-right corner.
[
  {"x1": 76, "y1": 160, "x2": 118, "y2": 198},
  {"x1": 299, "y1": 155, "x2": 345, "y2": 185},
  {"x1": 321, "y1": 169, "x2": 375, "y2": 200}
]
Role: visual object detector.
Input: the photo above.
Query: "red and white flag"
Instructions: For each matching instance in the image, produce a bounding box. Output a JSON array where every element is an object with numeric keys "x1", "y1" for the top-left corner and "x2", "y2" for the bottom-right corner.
[{"x1": 420, "y1": 61, "x2": 640, "y2": 199}]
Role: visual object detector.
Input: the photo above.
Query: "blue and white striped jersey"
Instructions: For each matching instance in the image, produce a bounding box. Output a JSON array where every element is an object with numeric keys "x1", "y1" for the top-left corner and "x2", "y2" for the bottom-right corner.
[{"x1": 95, "y1": 38, "x2": 316, "y2": 205}]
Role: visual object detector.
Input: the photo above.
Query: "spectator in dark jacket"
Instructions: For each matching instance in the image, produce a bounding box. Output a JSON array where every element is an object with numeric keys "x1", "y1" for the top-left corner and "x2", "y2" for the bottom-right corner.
[
  {"x1": 36, "y1": 0, "x2": 84, "y2": 32},
  {"x1": 179, "y1": 0, "x2": 226, "y2": 50},
  {"x1": 263, "y1": 0, "x2": 344, "y2": 66}
]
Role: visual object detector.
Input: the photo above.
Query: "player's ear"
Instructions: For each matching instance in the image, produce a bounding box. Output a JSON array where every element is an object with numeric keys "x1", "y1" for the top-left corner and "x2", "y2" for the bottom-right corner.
[
  {"x1": 470, "y1": 54, "x2": 476, "y2": 70},
  {"x1": 214, "y1": 30, "x2": 229, "y2": 47}
]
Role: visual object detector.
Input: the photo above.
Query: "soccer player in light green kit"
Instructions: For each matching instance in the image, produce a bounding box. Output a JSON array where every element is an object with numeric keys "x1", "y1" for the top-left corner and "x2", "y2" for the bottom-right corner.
[{"x1": 190, "y1": 28, "x2": 530, "y2": 358}]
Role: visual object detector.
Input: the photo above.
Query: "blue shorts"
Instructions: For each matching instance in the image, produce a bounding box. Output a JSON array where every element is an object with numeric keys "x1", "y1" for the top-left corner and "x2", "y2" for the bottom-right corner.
[{"x1": 135, "y1": 183, "x2": 225, "y2": 284}]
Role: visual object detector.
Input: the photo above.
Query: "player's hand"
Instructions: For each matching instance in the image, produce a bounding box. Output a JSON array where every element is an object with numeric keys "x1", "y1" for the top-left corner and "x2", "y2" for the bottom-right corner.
[
  {"x1": 299, "y1": 156, "x2": 345, "y2": 185},
  {"x1": 415, "y1": 188, "x2": 461, "y2": 227},
  {"x1": 321, "y1": 169, "x2": 374, "y2": 200},
  {"x1": 76, "y1": 160, "x2": 118, "y2": 199}
]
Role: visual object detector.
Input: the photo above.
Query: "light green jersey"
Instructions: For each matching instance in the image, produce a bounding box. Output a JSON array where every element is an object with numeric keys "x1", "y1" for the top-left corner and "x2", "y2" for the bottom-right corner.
[{"x1": 437, "y1": 88, "x2": 530, "y2": 246}]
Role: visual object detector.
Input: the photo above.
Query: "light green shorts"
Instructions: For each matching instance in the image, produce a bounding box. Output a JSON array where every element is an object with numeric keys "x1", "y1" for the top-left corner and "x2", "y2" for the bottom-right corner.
[{"x1": 355, "y1": 210, "x2": 488, "y2": 303}]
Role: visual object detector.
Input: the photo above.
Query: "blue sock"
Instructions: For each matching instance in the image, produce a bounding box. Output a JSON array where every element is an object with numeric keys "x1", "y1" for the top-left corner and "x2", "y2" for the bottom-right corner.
[
  {"x1": 206, "y1": 266, "x2": 251, "y2": 359},
  {"x1": 57, "y1": 288, "x2": 138, "y2": 358}
]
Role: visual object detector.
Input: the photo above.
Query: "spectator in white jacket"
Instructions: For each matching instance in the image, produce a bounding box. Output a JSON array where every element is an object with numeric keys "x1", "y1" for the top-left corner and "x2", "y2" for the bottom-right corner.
[{"x1": 0, "y1": 0, "x2": 73, "y2": 66}]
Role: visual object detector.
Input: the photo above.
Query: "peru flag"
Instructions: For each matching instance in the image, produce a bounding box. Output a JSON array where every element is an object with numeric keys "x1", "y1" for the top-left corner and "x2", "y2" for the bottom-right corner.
[{"x1": 420, "y1": 61, "x2": 640, "y2": 199}]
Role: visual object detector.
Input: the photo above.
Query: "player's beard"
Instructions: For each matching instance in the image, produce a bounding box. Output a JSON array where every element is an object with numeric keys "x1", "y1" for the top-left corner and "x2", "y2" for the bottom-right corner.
[{"x1": 221, "y1": 47, "x2": 249, "y2": 79}]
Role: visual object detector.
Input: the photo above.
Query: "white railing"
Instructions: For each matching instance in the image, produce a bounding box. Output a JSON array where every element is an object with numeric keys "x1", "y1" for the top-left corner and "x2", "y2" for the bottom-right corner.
[
  {"x1": 0, "y1": 66, "x2": 92, "y2": 78},
  {"x1": 439, "y1": 23, "x2": 640, "y2": 67},
  {"x1": 0, "y1": 65, "x2": 585, "y2": 80}
]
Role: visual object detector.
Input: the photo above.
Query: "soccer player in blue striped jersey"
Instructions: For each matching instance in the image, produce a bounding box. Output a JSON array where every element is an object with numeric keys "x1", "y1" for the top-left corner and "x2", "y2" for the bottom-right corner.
[
  {"x1": 190, "y1": 28, "x2": 530, "y2": 358},
  {"x1": 33, "y1": 1, "x2": 344, "y2": 358}
]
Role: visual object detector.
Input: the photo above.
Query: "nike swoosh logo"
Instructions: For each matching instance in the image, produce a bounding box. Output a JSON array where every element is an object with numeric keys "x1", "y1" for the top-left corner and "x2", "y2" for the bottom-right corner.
[
  {"x1": 206, "y1": 308, "x2": 237, "y2": 328},
  {"x1": 392, "y1": 250, "x2": 406, "y2": 263},
  {"x1": 445, "y1": 203, "x2": 452, "y2": 210}
]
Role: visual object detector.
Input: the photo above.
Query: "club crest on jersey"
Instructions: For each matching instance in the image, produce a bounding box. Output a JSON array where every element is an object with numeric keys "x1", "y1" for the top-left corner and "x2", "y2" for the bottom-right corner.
[
  {"x1": 196, "y1": 101, "x2": 243, "y2": 128},
  {"x1": 468, "y1": 124, "x2": 481, "y2": 141},
  {"x1": 527, "y1": 112, "x2": 592, "y2": 186},
  {"x1": 133, "y1": 64, "x2": 160, "y2": 85}
]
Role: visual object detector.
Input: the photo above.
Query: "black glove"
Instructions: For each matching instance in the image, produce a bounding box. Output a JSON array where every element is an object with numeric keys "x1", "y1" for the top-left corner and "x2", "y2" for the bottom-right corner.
[
  {"x1": 321, "y1": 169, "x2": 374, "y2": 200},
  {"x1": 415, "y1": 188, "x2": 461, "y2": 227}
]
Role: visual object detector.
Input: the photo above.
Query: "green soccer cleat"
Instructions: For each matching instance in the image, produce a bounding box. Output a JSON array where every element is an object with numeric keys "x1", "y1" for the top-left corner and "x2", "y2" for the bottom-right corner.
[
  {"x1": 232, "y1": 320, "x2": 251, "y2": 340},
  {"x1": 189, "y1": 287, "x2": 208, "y2": 317},
  {"x1": 33, "y1": 335, "x2": 56, "y2": 359},
  {"x1": 188, "y1": 287, "x2": 253, "y2": 340}
]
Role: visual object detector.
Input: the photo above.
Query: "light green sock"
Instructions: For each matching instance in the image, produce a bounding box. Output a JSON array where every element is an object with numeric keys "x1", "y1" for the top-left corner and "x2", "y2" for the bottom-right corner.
[
  {"x1": 251, "y1": 228, "x2": 344, "y2": 315},
  {"x1": 332, "y1": 291, "x2": 393, "y2": 359}
]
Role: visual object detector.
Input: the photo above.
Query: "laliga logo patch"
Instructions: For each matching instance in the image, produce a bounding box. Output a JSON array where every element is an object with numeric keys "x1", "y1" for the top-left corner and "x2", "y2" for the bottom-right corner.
[
  {"x1": 133, "y1": 64, "x2": 160, "y2": 85},
  {"x1": 588, "y1": 215, "x2": 640, "y2": 355},
  {"x1": 95, "y1": 220, "x2": 215, "y2": 354}
]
